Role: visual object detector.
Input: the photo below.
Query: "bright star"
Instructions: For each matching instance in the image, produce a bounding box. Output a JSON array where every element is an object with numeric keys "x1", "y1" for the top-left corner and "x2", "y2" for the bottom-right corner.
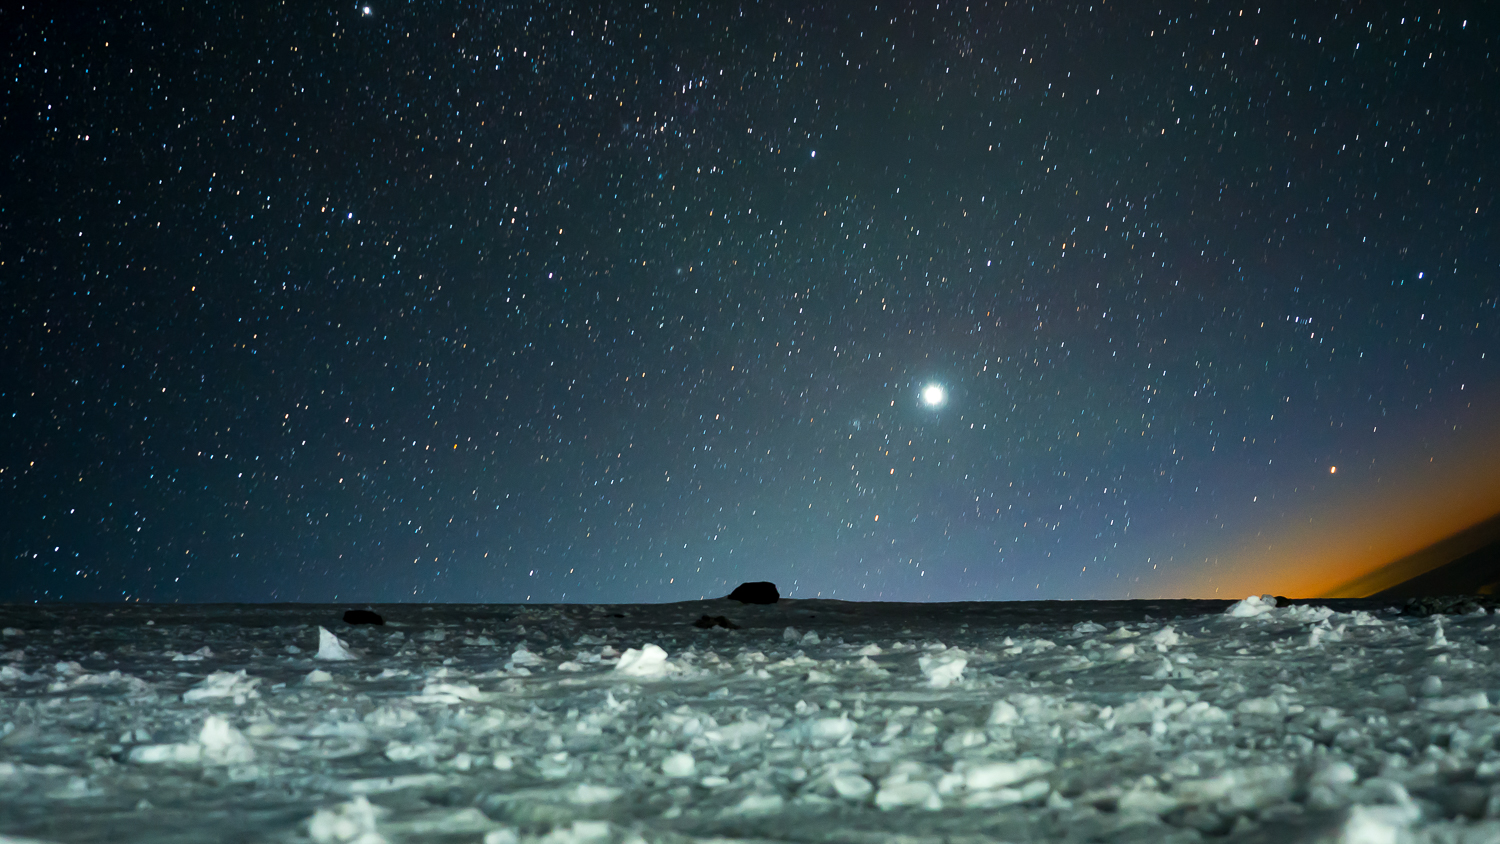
[{"x1": 920, "y1": 384, "x2": 946, "y2": 407}]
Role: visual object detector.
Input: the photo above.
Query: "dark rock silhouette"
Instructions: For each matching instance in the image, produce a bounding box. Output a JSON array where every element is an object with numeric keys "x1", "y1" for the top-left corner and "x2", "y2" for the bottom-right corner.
[
  {"x1": 1400, "y1": 596, "x2": 1498, "y2": 618},
  {"x1": 726, "y1": 581, "x2": 779, "y2": 604},
  {"x1": 693, "y1": 615, "x2": 741, "y2": 630},
  {"x1": 343, "y1": 609, "x2": 385, "y2": 625}
]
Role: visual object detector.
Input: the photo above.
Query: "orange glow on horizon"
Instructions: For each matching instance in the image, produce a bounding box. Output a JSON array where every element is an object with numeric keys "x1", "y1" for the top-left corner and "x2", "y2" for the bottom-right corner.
[{"x1": 1160, "y1": 412, "x2": 1500, "y2": 600}]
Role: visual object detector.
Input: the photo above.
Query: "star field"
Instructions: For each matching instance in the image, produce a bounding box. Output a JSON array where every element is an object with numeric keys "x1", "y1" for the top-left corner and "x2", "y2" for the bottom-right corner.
[{"x1": 3, "y1": 1, "x2": 1497, "y2": 603}]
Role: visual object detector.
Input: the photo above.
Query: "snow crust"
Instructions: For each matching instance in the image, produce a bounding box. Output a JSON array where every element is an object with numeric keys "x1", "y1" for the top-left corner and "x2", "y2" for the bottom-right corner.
[{"x1": 3, "y1": 597, "x2": 1500, "y2": 842}]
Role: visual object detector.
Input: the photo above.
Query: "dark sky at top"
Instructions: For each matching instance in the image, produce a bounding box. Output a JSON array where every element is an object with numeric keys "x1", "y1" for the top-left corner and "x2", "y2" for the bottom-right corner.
[{"x1": 4, "y1": 1, "x2": 1497, "y2": 604}]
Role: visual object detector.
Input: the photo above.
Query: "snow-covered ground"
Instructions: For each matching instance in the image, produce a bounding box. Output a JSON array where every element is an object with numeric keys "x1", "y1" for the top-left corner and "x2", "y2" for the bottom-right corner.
[{"x1": 2, "y1": 596, "x2": 1499, "y2": 843}]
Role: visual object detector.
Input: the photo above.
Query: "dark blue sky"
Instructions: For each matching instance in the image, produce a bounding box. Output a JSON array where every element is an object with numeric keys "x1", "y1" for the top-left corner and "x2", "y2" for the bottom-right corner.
[{"x1": 3, "y1": 1, "x2": 1496, "y2": 603}]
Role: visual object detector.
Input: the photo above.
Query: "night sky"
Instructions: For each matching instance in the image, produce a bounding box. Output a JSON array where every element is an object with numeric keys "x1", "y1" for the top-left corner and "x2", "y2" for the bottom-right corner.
[{"x1": 4, "y1": 2, "x2": 1497, "y2": 604}]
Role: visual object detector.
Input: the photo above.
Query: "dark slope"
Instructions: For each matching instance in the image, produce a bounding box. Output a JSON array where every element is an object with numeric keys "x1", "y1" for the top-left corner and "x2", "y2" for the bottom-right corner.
[{"x1": 1321, "y1": 512, "x2": 1500, "y2": 598}]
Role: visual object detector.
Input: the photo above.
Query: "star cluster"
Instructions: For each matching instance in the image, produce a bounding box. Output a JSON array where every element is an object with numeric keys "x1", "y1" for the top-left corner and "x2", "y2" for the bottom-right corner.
[{"x1": 3, "y1": 2, "x2": 1496, "y2": 603}]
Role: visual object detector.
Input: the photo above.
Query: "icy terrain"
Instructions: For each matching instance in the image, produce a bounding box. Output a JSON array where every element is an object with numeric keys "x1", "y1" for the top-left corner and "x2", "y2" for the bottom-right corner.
[{"x1": 2, "y1": 597, "x2": 1500, "y2": 843}]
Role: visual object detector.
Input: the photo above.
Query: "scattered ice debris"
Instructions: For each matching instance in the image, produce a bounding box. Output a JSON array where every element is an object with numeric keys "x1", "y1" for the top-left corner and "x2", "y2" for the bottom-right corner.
[
  {"x1": 316, "y1": 627, "x2": 359, "y2": 661},
  {"x1": 4, "y1": 599, "x2": 1500, "y2": 842}
]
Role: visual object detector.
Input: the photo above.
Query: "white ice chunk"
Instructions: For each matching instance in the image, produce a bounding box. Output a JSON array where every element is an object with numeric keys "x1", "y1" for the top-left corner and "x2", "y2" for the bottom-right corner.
[
  {"x1": 317, "y1": 627, "x2": 359, "y2": 661},
  {"x1": 800, "y1": 716, "x2": 856, "y2": 745},
  {"x1": 308, "y1": 796, "x2": 386, "y2": 844},
  {"x1": 414, "y1": 681, "x2": 485, "y2": 703},
  {"x1": 918, "y1": 649, "x2": 967, "y2": 688},
  {"x1": 1420, "y1": 692, "x2": 1489, "y2": 713},
  {"x1": 729, "y1": 792, "x2": 786, "y2": 814},
  {"x1": 182, "y1": 670, "x2": 261, "y2": 704},
  {"x1": 305, "y1": 669, "x2": 334, "y2": 684},
  {"x1": 1072, "y1": 620, "x2": 1107, "y2": 634},
  {"x1": 1429, "y1": 622, "x2": 1450, "y2": 649},
  {"x1": 875, "y1": 780, "x2": 941, "y2": 810},
  {"x1": 963, "y1": 758, "x2": 1054, "y2": 790},
  {"x1": 199, "y1": 715, "x2": 255, "y2": 765},
  {"x1": 988, "y1": 700, "x2": 1020, "y2": 726},
  {"x1": 613, "y1": 643, "x2": 670, "y2": 677},
  {"x1": 1150, "y1": 625, "x2": 1180, "y2": 649},
  {"x1": 128, "y1": 742, "x2": 202, "y2": 765},
  {"x1": 1225, "y1": 595, "x2": 1278, "y2": 617},
  {"x1": 963, "y1": 779, "x2": 1050, "y2": 808},
  {"x1": 1173, "y1": 764, "x2": 1295, "y2": 811},
  {"x1": 661, "y1": 751, "x2": 695, "y2": 778},
  {"x1": 832, "y1": 774, "x2": 874, "y2": 800},
  {"x1": 783, "y1": 627, "x2": 801, "y2": 642},
  {"x1": 509, "y1": 645, "x2": 543, "y2": 667},
  {"x1": 1284, "y1": 604, "x2": 1335, "y2": 623},
  {"x1": 568, "y1": 783, "x2": 622, "y2": 804},
  {"x1": 534, "y1": 821, "x2": 612, "y2": 844},
  {"x1": 1341, "y1": 802, "x2": 1420, "y2": 844},
  {"x1": 127, "y1": 715, "x2": 252, "y2": 766}
]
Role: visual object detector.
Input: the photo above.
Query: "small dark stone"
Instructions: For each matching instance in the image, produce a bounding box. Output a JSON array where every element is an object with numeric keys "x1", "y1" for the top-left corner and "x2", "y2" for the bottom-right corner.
[
  {"x1": 726, "y1": 581, "x2": 779, "y2": 604},
  {"x1": 343, "y1": 609, "x2": 385, "y2": 625},
  {"x1": 693, "y1": 615, "x2": 741, "y2": 630},
  {"x1": 612, "y1": 613, "x2": 626, "y2": 618}
]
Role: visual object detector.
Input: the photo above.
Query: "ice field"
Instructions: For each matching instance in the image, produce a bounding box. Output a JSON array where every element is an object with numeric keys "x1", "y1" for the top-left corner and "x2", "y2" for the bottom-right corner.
[{"x1": 3, "y1": 596, "x2": 1500, "y2": 843}]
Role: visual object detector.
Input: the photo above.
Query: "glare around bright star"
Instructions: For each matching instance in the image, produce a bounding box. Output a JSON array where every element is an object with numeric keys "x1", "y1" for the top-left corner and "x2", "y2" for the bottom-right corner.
[{"x1": 921, "y1": 383, "x2": 946, "y2": 407}]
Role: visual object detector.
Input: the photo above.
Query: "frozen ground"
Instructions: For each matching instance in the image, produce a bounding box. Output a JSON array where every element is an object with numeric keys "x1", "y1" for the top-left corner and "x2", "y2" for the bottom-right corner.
[{"x1": 2, "y1": 596, "x2": 1500, "y2": 843}]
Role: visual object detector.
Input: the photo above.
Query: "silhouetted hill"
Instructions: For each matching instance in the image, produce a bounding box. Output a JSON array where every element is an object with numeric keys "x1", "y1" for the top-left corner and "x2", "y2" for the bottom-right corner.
[{"x1": 1320, "y1": 511, "x2": 1500, "y2": 598}]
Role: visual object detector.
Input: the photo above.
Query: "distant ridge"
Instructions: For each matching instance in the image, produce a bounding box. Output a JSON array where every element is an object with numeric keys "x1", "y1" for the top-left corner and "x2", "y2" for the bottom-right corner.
[{"x1": 1319, "y1": 511, "x2": 1500, "y2": 598}]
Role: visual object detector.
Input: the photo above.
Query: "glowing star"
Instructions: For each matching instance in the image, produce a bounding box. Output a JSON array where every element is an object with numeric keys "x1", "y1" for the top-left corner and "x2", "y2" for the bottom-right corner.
[
  {"x1": 920, "y1": 384, "x2": 946, "y2": 407},
  {"x1": 361, "y1": 5, "x2": 372, "y2": 15}
]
